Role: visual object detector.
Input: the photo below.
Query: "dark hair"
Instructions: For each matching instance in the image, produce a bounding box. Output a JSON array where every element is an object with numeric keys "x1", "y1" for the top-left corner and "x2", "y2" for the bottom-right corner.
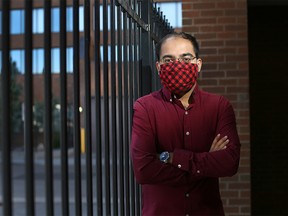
[{"x1": 155, "y1": 32, "x2": 200, "y2": 61}]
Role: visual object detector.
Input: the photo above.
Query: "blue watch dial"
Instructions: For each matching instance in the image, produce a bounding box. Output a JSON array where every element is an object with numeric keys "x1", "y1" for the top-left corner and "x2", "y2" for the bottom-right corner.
[{"x1": 159, "y1": 151, "x2": 169, "y2": 163}]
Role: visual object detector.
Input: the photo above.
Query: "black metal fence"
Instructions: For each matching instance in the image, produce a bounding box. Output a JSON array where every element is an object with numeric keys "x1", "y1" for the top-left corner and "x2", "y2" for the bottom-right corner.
[{"x1": 0, "y1": 0, "x2": 173, "y2": 215}]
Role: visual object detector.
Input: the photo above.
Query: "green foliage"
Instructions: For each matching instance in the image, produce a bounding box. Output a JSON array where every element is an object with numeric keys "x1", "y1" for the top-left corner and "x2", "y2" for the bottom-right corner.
[{"x1": 0, "y1": 59, "x2": 23, "y2": 133}]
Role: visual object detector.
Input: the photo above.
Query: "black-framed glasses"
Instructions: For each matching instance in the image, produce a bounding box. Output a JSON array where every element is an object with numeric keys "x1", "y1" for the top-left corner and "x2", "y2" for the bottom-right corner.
[{"x1": 161, "y1": 56, "x2": 197, "y2": 64}]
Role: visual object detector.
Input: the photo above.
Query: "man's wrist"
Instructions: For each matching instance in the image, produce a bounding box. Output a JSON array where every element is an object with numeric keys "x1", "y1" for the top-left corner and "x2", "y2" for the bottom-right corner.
[{"x1": 159, "y1": 151, "x2": 173, "y2": 164}]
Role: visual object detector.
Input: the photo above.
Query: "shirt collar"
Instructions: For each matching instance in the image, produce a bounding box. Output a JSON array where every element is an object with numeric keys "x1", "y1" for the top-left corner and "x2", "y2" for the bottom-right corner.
[{"x1": 162, "y1": 84, "x2": 199, "y2": 103}]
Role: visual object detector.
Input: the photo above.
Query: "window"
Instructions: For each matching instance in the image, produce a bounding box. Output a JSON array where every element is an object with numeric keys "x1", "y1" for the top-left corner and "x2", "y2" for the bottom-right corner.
[
  {"x1": 51, "y1": 6, "x2": 84, "y2": 32},
  {"x1": 19, "y1": 7, "x2": 86, "y2": 33},
  {"x1": 66, "y1": 7, "x2": 73, "y2": 31},
  {"x1": 33, "y1": 49, "x2": 44, "y2": 74},
  {"x1": 51, "y1": 8, "x2": 60, "y2": 32},
  {"x1": 51, "y1": 48, "x2": 74, "y2": 73},
  {"x1": 66, "y1": 47, "x2": 73, "y2": 72},
  {"x1": 9, "y1": 48, "x2": 73, "y2": 74},
  {"x1": 33, "y1": 8, "x2": 44, "y2": 34},
  {"x1": 10, "y1": 50, "x2": 25, "y2": 73},
  {"x1": 10, "y1": 10, "x2": 25, "y2": 34},
  {"x1": 32, "y1": 48, "x2": 73, "y2": 74},
  {"x1": 79, "y1": 6, "x2": 84, "y2": 31},
  {"x1": 156, "y1": 2, "x2": 182, "y2": 28},
  {"x1": 99, "y1": 5, "x2": 111, "y2": 30}
]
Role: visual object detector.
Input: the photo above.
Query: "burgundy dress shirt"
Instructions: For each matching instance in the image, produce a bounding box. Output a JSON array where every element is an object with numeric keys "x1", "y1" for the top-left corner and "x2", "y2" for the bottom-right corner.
[{"x1": 131, "y1": 85, "x2": 241, "y2": 216}]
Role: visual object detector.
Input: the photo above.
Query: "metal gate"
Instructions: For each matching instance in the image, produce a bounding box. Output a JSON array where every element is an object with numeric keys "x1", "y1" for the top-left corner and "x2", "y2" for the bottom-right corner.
[{"x1": 0, "y1": 0, "x2": 173, "y2": 215}]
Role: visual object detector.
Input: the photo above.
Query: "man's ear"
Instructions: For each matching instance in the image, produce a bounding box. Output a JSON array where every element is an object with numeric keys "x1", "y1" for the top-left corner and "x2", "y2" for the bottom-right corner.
[
  {"x1": 156, "y1": 61, "x2": 161, "y2": 75},
  {"x1": 196, "y1": 58, "x2": 202, "y2": 72}
]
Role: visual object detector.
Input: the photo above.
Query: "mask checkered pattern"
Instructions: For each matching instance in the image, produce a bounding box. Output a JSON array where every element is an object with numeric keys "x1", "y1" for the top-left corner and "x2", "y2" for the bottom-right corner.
[{"x1": 159, "y1": 61, "x2": 198, "y2": 96}]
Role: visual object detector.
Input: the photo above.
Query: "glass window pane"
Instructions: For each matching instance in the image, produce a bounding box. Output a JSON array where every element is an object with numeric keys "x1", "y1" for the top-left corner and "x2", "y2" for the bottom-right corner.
[
  {"x1": 10, "y1": 10, "x2": 25, "y2": 34},
  {"x1": 99, "y1": 5, "x2": 111, "y2": 31},
  {"x1": 33, "y1": 49, "x2": 44, "y2": 74},
  {"x1": 66, "y1": 6, "x2": 84, "y2": 32},
  {"x1": 67, "y1": 47, "x2": 73, "y2": 73},
  {"x1": 33, "y1": 8, "x2": 44, "y2": 33},
  {"x1": 51, "y1": 48, "x2": 73, "y2": 73},
  {"x1": 51, "y1": 48, "x2": 60, "y2": 73},
  {"x1": 67, "y1": 7, "x2": 73, "y2": 31},
  {"x1": 79, "y1": 6, "x2": 84, "y2": 32},
  {"x1": 10, "y1": 50, "x2": 25, "y2": 74},
  {"x1": 51, "y1": 8, "x2": 60, "y2": 32}
]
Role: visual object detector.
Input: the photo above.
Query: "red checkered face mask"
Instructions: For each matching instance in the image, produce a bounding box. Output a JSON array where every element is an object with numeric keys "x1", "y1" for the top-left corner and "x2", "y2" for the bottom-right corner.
[{"x1": 159, "y1": 61, "x2": 198, "y2": 96}]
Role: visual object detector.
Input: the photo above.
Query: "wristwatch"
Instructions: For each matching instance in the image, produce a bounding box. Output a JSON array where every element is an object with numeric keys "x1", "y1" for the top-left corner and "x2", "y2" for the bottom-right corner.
[{"x1": 159, "y1": 151, "x2": 170, "y2": 163}]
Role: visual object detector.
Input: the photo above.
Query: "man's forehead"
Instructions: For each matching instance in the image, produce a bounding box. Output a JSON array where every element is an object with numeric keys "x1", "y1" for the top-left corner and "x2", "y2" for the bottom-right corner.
[{"x1": 160, "y1": 38, "x2": 195, "y2": 57}]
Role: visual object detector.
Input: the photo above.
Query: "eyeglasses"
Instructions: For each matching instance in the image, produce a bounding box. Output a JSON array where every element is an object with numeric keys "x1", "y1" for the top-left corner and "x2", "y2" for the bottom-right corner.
[{"x1": 161, "y1": 56, "x2": 197, "y2": 64}]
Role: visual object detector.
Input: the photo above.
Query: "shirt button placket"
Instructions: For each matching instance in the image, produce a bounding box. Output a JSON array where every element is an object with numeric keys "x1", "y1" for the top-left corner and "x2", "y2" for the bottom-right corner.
[{"x1": 183, "y1": 108, "x2": 191, "y2": 149}]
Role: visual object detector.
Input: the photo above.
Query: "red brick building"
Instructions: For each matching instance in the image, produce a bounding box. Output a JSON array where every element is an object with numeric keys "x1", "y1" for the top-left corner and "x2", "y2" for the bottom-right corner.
[{"x1": 181, "y1": 1, "x2": 250, "y2": 215}]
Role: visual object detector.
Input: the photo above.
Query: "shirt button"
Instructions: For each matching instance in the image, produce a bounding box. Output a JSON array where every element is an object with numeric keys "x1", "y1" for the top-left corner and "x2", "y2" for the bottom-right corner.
[
  {"x1": 185, "y1": 214, "x2": 189, "y2": 216},
  {"x1": 185, "y1": 111, "x2": 188, "y2": 115},
  {"x1": 177, "y1": 164, "x2": 182, "y2": 168},
  {"x1": 169, "y1": 98, "x2": 173, "y2": 102},
  {"x1": 185, "y1": 193, "x2": 189, "y2": 197},
  {"x1": 197, "y1": 170, "x2": 200, "y2": 174},
  {"x1": 186, "y1": 131, "x2": 190, "y2": 135}
]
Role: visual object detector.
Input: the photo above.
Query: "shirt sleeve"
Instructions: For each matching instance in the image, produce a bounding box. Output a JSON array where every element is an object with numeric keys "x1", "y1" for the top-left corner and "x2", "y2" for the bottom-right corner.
[
  {"x1": 131, "y1": 99, "x2": 191, "y2": 186},
  {"x1": 172, "y1": 97, "x2": 241, "y2": 179}
]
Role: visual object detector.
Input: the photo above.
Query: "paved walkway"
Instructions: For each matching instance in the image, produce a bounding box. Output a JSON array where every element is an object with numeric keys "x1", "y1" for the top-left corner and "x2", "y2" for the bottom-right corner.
[{"x1": 0, "y1": 148, "x2": 97, "y2": 216}]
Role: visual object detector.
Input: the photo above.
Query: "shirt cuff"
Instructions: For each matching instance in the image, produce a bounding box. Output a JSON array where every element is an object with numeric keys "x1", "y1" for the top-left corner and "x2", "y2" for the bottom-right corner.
[{"x1": 172, "y1": 149, "x2": 191, "y2": 172}]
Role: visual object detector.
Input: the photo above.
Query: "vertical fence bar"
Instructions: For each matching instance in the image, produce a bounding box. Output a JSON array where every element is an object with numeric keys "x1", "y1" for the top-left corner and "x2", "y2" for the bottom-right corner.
[
  {"x1": 116, "y1": 5, "x2": 124, "y2": 216},
  {"x1": 103, "y1": 0, "x2": 111, "y2": 214},
  {"x1": 44, "y1": 1, "x2": 54, "y2": 215},
  {"x1": 140, "y1": 0, "x2": 152, "y2": 96},
  {"x1": 72, "y1": 0, "x2": 82, "y2": 215},
  {"x1": 110, "y1": 0, "x2": 118, "y2": 215},
  {"x1": 83, "y1": 0, "x2": 93, "y2": 214},
  {"x1": 134, "y1": 4, "x2": 141, "y2": 214},
  {"x1": 94, "y1": 1, "x2": 103, "y2": 215},
  {"x1": 1, "y1": 0, "x2": 12, "y2": 215},
  {"x1": 122, "y1": 11, "x2": 130, "y2": 216},
  {"x1": 59, "y1": 1, "x2": 69, "y2": 215},
  {"x1": 24, "y1": 0, "x2": 35, "y2": 215},
  {"x1": 133, "y1": 0, "x2": 139, "y2": 101},
  {"x1": 137, "y1": 0, "x2": 143, "y2": 98},
  {"x1": 94, "y1": 0, "x2": 104, "y2": 214},
  {"x1": 128, "y1": 12, "x2": 135, "y2": 216}
]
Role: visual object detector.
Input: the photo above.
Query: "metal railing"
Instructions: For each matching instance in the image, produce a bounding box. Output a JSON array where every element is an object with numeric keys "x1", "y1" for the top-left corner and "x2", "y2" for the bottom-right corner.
[{"x1": 0, "y1": 0, "x2": 173, "y2": 215}]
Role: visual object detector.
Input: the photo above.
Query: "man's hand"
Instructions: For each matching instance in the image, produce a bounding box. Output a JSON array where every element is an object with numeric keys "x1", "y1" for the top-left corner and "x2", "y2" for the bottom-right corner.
[{"x1": 209, "y1": 134, "x2": 229, "y2": 152}]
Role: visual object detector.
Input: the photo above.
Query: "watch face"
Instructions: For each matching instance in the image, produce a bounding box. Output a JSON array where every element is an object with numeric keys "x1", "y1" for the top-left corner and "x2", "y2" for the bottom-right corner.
[{"x1": 160, "y1": 151, "x2": 169, "y2": 162}]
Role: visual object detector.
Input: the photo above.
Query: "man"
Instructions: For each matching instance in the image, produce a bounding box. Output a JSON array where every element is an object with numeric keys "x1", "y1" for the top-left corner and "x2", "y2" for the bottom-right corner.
[{"x1": 131, "y1": 32, "x2": 241, "y2": 216}]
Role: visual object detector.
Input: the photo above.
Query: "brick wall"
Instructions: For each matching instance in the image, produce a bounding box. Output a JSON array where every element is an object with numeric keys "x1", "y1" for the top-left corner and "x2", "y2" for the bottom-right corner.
[{"x1": 182, "y1": 1, "x2": 250, "y2": 215}]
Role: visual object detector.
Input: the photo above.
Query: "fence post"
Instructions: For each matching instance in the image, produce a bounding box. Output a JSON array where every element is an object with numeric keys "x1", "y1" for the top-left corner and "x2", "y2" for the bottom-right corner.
[{"x1": 140, "y1": 0, "x2": 152, "y2": 96}]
